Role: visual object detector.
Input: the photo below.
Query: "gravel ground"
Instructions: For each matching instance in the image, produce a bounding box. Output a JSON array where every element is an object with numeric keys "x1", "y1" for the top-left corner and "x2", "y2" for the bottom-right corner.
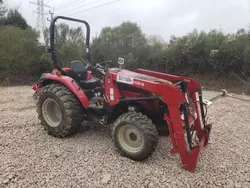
[{"x1": 0, "y1": 86, "x2": 250, "y2": 188}]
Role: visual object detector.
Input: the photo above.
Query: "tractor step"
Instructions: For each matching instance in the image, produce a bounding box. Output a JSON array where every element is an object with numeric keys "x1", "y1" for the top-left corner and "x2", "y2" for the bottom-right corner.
[
  {"x1": 86, "y1": 106, "x2": 106, "y2": 124},
  {"x1": 87, "y1": 106, "x2": 105, "y2": 116}
]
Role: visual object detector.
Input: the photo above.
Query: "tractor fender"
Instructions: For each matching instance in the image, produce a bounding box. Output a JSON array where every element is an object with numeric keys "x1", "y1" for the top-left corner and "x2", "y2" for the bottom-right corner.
[{"x1": 37, "y1": 73, "x2": 89, "y2": 109}]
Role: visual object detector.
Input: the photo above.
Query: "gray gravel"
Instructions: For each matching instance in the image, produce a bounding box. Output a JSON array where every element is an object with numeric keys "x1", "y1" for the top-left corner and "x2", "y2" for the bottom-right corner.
[{"x1": 0, "y1": 86, "x2": 250, "y2": 188}]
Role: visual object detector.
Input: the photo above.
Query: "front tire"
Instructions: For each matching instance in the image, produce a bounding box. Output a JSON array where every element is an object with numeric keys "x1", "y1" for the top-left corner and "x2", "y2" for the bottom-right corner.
[
  {"x1": 112, "y1": 112, "x2": 158, "y2": 161},
  {"x1": 37, "y1": 83, "x2": 84, "y2": 137}
]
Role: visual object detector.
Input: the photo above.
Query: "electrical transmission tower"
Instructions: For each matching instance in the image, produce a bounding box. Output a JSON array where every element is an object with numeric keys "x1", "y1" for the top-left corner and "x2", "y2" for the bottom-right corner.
[{"x1": 30, "y1": 0, "x2": 50, "y2": 33}]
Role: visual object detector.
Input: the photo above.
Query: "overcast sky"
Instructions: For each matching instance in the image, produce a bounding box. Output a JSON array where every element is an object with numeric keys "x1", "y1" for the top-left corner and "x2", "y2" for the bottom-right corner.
[{"x1": 6, "y1": 0, "x2": 250, "y2": 41}]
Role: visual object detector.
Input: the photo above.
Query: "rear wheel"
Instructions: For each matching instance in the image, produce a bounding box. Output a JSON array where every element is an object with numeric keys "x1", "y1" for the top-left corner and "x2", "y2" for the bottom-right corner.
[
  {"x1": 112, "y1": 112, "x2": 158, "y2": 161},
  {"x1": 37, "y1": 83, "x2": 84, "y2": 137}
]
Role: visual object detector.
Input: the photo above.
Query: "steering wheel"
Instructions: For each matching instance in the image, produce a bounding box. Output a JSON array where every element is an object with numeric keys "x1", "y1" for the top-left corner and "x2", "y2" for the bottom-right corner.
[
  {"x1": 96, "y1": 60, "x2": 112, "y2": 69},
  {"x1": 86, "y1": 60, "x2": 112, "y2": 81}
]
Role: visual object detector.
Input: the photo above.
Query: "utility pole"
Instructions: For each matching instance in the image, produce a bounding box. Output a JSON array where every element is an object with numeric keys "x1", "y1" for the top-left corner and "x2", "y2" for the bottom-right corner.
[{"x1": 47, "y1": 9, "x2": 54, "y2": 22}]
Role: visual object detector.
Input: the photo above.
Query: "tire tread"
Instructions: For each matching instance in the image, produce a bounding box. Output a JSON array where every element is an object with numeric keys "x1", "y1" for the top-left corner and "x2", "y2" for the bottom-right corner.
[
  {"x1": 112, "y1": 111, "x2": 158, "y2": 161},
  {"x1": 37, "y1": 83, "x2": 83, "y2": 137}
]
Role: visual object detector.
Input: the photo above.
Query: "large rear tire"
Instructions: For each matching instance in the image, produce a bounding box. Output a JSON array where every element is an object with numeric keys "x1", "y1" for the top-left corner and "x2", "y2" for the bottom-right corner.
[
  {"x1": 112, "y1": 112, "x2": 158, "y2": 161},
  {"x1": 37, "y1": 83, "x2": 84, "y2": 137}
]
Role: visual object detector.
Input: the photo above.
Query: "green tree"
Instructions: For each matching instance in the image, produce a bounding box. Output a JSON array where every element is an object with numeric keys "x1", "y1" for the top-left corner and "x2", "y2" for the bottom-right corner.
[
  {"x1": 0, "y1": 0, "x2": 7, "y2": 24},
  {"x1": 2, "y1": 8, "x2": 28, "y2": 29},
  {"x1": 91, "y1": 21, "x2": 150, "y2": 68},
  {"x1": 164, "y1": 28, "x2": 250, "y2": 77},
  {"x1": 146, "y1": 35, "x2": 167, "y2": 71},
  {"x1": 42, "y1": 23, "x2": 86, "y2": 67},
  {"x1": 0, "y1": 26, "x2": 44, "y2": 82}
]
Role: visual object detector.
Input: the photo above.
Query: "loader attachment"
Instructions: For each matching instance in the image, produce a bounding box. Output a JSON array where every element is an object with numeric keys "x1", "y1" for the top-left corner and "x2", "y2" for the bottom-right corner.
[
  {"x1": 164, "y1": 90, "x2": 212, "y2": 172},
  {"x1": 132, "y1": 68, "x2": 213, "y2": 172},
  {"x1": 180, "y1": 122, "x2": 212, "y2": 172}
]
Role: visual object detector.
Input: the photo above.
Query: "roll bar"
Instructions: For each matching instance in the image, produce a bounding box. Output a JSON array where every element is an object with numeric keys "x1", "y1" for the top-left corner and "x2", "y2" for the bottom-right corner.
[{"x1": 49, "y1": 16, "x2": 91, "y2": 71}]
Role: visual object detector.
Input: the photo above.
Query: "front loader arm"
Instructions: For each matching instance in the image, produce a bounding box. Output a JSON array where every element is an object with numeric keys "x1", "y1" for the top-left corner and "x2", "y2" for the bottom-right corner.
[
  {"x1": 133, "y1": 68, "x2": 201, "y2": 93},
  {"x1": 108, "y1": 71, "x2": 186, "y2": 105}
]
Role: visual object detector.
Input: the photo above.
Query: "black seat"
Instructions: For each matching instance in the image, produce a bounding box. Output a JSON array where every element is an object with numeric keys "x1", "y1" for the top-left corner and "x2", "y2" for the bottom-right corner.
[
  {"x1": 70, "y1": 60, "x2": 87, "y2": 75},
  {"x1": 68, "y1": 60, "x2": 100, "y2": 89},
  {"x1": 67, "y1": 60, "x2": 88, "y2": 81}
]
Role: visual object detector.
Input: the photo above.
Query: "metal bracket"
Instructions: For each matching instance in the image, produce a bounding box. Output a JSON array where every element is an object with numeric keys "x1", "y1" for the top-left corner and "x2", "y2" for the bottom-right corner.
[{"x1": 202, "y1": 99, "x2": 212, "y2": 106}]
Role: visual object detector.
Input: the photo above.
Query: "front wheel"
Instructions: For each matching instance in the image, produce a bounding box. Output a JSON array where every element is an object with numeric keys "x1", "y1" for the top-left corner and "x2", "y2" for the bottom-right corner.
[
  {"x1": 37, "y1": 83, "x2": 84, "y2": 137},
  {"x1": 112, "y1": 112, "x2": 158, "y2": 161}
]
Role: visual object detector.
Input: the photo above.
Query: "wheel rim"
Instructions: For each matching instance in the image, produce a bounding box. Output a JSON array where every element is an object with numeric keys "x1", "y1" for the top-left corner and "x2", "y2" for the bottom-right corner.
[
  {"x1": 42, "y1": 98, "x2": 62, "y2": 127},
  {"x1": 117, "y1": 124, "x2": 144, "y2": 153}
]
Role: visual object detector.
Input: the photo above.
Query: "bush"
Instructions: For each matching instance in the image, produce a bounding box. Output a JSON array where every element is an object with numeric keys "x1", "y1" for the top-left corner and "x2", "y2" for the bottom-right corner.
[
  {"x1": 1, "y1": 15, "x2": 250, "y2": 90},
  {"x1": 0, "y1": 26, "x2": 49, "y2": 84}
]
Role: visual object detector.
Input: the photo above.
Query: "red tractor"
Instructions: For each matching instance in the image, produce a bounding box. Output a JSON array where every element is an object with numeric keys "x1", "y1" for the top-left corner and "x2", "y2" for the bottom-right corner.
[{"x1": 32, "y1": 16, "x2": 212, "y2": 172}]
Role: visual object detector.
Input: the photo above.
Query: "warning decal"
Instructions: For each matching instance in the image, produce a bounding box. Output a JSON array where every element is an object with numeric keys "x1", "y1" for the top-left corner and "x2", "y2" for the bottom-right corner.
[{"x1": 117, "y1": 75, "x2": 133, "y2": 84}]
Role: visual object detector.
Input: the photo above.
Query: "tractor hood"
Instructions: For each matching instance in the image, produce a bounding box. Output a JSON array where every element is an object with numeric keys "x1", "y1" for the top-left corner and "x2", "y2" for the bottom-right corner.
[{"x1": 111, "y1": 68, "x2": 173, "y2": 85}]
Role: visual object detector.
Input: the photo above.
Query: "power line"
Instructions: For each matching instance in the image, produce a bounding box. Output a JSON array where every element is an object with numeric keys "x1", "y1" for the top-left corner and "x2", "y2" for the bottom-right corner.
[
  {"x1": 66, "y1": 0, "x2": 122, "y2": 17},
  {"x1": 56, "y1": 0, "x2": 104, "y2": 15},
  {"x1": 55, "y1": 0, "x2": 84, "y2": 10}
]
